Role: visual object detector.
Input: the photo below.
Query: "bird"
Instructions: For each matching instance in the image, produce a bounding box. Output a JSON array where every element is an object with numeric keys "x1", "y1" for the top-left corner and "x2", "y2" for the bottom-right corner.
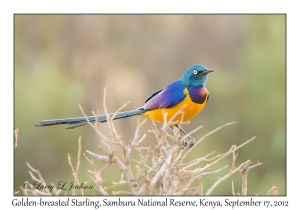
[{"x1": 36, "y1": 64, "x2": 214, "y2": 147}]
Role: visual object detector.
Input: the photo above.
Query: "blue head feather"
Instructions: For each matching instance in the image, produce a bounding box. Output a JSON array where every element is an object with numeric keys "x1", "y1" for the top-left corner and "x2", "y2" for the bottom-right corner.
[{"x1": 181, "y1": 64, "x2": 214, "y2": 87}]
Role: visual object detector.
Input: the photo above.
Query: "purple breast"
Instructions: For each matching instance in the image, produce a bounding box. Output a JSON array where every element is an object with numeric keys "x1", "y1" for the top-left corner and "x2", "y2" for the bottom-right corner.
[{"x1": 188, "y1": 86, "x2": 208, "y2": 104}]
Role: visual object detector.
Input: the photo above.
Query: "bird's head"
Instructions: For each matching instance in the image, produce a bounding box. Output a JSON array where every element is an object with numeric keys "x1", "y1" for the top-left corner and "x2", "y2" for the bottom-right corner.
[{"x1": 182, "y1": 64, "x2": 214, "y2": 87}]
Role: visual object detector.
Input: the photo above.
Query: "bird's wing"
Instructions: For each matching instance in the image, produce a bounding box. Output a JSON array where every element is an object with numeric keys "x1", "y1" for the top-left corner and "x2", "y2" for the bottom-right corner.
[
  {"x1": 143, "y1": 80, "x2": 187, "y2": 110},
  {"x1": 144, "y1": 89, "x2": 163, "y2": 103}
]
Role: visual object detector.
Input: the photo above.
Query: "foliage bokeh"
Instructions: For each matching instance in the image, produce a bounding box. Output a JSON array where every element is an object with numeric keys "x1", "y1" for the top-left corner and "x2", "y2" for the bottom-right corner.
[{"x1": 14, "y1": 15, "x2": 285, "y2": 195}]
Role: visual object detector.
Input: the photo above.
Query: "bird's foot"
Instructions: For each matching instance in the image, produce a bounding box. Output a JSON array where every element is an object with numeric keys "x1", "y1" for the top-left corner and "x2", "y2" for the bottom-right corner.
[{"x1": 179, "y1": 135, "x2": 196, "y2": 149}]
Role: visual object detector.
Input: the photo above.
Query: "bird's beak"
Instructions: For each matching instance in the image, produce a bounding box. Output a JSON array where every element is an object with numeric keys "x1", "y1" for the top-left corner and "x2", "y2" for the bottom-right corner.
[{"x1": 203, "y1": 69, "x2": 214, "y2": 74}]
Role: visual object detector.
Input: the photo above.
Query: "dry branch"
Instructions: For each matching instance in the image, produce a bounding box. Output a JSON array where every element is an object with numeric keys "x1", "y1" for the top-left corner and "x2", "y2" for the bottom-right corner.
[{"x1": 21, "y1": 93, "x2": 264, "y2": 195}]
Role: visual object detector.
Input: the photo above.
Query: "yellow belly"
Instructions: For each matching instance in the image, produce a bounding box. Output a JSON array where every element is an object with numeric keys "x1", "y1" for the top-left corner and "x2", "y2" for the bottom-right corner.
[{"x1": 141, "y1": 93, "x2": 208, "y2": 123}]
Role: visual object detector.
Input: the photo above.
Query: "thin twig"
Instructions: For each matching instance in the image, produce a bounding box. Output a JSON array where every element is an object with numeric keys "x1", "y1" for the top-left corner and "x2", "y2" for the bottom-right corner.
[
  {"x1": 26, "y1": 162, "x2": 52, "y2": 195},
  {"x1": 79, "y1": 104, "x2": 108, "y2": 140},
  {"x1": 206, "y1": 160, "x2": 251, "y2": 195},
  {"x1": 180, "y1": 165, "x2": 228, "y2": 195},
  {"x1": 14, "y1": 128, "x2": 19, "y2": 148},
  {"x1": 76, "y1": 136, "x2": 82, "y2": 176},
  {"x1": 266, "y1": 186, "x2": 278, "y2": 195},
  {"x1": 241, "y1": 161, "x2": 263, "y2": 195},
  {"x1": 86, "y1": 150, "x2": 110, "y2": 162},
  {"x1": 89, "y1": 170, "x2": 108, "y2": 196},
  {"x1": 232, "y1": 180, "x2": 235, "y2": 195},
  {"x1": 180, "y1": 121, "x2": 237, "y2": 163},
  {"x1": 68, "y1": 153, "x2": 84, "y2": 195},
  {"x1": 180, "y1": 151, "x2": 216, "y2": 172},
  {"x1": 83, "y1": 153, "x2": 93, "y2": 166},
  {"x1": 150, "y1": 144, "x2": 178, "y2": 187},
  {"x1": 110, "y1": 101, "x2": 131, "y2": 141}
]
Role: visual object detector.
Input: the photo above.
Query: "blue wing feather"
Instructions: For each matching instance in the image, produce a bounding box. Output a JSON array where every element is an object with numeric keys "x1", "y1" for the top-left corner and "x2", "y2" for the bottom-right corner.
[
  {"x1": 143, "y1": 80, "x2": 187, "y2": 110},
  {"x1": 144, "y1": 89, "x2": 163, "y2": 103}
]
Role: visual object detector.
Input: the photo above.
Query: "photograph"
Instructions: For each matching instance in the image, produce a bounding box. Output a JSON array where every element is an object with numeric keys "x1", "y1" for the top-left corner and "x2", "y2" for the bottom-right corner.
[{"x1": 14, "y1": 14, "x2": 285, "y2": 196}]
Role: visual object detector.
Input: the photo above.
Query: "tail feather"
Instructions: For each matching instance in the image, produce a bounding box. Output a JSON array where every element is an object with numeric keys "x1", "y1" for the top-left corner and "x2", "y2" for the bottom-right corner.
[{"x1": 36, "y1": 109, "x2": 146, "y2": 129}]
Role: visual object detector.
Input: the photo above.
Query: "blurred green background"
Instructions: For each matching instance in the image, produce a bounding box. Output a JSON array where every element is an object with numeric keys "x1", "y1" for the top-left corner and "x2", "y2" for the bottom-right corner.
[{"x1": 14, "y1": 15, "x2": 285, "y2": 195}]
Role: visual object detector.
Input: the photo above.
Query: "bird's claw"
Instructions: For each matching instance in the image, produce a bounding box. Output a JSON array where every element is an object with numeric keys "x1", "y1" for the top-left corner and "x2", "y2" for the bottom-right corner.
[{"x1": 179, "y1": 135, "x2": 196, "y2": 149}]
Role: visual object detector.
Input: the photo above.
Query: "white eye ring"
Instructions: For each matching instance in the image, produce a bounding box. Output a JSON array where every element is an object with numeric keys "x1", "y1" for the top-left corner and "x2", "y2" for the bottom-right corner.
[{"x1": 193, "y1": 70, "x2": 198, "y2": 75}]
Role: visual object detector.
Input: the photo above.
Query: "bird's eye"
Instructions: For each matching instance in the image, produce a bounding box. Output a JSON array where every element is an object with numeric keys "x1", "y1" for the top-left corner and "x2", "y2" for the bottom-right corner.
[{"x1": 193, "y1": 70, "x2": 198, "y2": 75}]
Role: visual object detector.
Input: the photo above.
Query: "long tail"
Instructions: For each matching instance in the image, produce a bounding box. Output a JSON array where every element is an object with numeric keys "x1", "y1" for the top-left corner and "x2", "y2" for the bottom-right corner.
[{"x1": 36, "y1": 109, "x2": 147, "y2": 129}]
